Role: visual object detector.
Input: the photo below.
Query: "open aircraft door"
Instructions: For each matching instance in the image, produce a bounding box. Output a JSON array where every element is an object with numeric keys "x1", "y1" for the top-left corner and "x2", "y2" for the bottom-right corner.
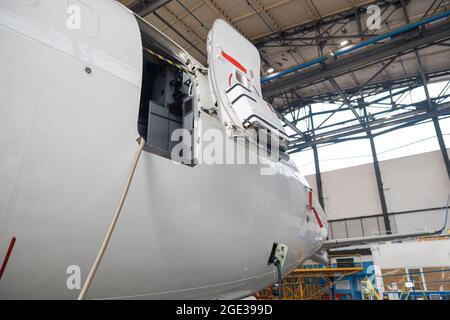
[{"x1": 207, "y1": 19, "x2": 288, "y2": 144}]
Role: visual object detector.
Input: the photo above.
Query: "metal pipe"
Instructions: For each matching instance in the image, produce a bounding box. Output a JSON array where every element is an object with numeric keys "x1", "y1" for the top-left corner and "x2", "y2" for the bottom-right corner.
[
  {"x1": 261, "y1": 9, "x2": 450, "y2": 84},
  {"x1": 153, "y1": 12, "x2": 207, "y2": 59}
]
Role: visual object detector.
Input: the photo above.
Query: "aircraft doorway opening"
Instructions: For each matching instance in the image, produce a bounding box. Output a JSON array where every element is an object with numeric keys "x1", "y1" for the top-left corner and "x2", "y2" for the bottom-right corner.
[{"x1": 137, "y1": 48, "x2": 195, "y2": 165}]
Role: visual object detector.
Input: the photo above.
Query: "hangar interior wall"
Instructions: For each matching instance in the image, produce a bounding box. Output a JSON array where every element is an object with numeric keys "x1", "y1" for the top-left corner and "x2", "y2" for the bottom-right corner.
[
  {"x1": 371, "y1": 240, "x2": 450, "y2": 296},
  {"x1": 305, "y1": 149, "x2": 450, "y2": 239},
  {"x1": 372, "y1": 240, "x2": 450, "y2": 269}
]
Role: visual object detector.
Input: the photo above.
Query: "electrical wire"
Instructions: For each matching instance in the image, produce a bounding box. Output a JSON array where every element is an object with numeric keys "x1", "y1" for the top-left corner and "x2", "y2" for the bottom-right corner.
[
  {"x1": 274, "y1": 259, "x2": 282, "y2": 300},
  {"x1": 299, "y1": 133, "x2": 450, "y2": 167},
  {"x1": 143, "y1": 47, "x2": 188, "y2": 73}
]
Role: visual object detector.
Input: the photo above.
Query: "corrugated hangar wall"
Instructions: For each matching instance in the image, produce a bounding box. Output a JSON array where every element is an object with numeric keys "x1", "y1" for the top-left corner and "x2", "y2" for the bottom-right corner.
[{"x1": 306, "y1": 149, "x2": 450, "y2": 238}]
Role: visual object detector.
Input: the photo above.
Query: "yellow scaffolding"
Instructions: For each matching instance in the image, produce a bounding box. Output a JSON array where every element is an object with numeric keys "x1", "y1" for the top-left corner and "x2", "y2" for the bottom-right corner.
[
  {"x1": 257, "y1": 255, "x2": 364, "y2": 300},
  {"x1": 385, "y1": 274, "x2": 430, "y2": 300}
]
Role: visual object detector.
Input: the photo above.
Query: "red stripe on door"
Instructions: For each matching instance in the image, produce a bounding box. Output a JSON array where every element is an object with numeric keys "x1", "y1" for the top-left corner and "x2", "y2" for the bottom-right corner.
[
  {"x1": 312, "y1": 208, "x2": 324, "y2": 228},
  {"x1": 308, "y1": 191, "x2": 324, "y2": 228},
  {"x1": 221, "y1": 51, "x2": 247, "y2": 74},
  {"x1": 309, "y1": 190, "x2": 313, "y2": 208},
  {"x1": 0, "y1": 237, "x2": 16, "y2": 280}
]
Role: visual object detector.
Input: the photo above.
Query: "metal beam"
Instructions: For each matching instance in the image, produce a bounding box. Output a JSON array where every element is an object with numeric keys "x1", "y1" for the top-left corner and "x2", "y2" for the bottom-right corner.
[
  {"x1": 275, "y1": 111, "x2": 305, "y2": 139},
  {"x1": 263, "y1": 21, "x2": 450, "y2": 97},
  {"x1": 368, "y1": 132, "x2": 392, "y2": 234},
  {"x1": 153, "y1": 12, "x2": 207, "y2": 58},
  {"x1": 329, "y1": 78, "x2": 364, "y2": 125},
  {"x1": 400, "y1": 0, "x2": 450, "y2": 180},
  {"x1": 276, "y1": 73, "x2": 427, "y2": 114},
  {"x1": 415, "y1": 52, "x2": 450, "y2": 179},
  {"x1": 288, "y1": 102, "x2": 450, "y2": 152},
  {"x1": 361, "y1": 98, "x2": 392, "y2": 234},
  {"x1": 128, "y1": 0, "x2": 172, "y2": 17},
  {"x1": 290, "y1": 68, "x2": 450, "y2": 104},
  {"x1": 254, "y1": 0, "x2": 403, "y2": 47},
  {"x1": 310, "y1": 106, "x2": 325, "y2": 209},
  {"x1": 433, "y1": 117, "x2": 450, "y2": 179},
  {"x1": 262, "y1": 9, "x2": 450, "y2": 84}
]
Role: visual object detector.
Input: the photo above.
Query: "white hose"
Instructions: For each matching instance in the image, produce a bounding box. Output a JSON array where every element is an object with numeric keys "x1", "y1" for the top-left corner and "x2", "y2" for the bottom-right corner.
[{"x1": 78, "y1": 137, "x2": 146, "y2": 300}]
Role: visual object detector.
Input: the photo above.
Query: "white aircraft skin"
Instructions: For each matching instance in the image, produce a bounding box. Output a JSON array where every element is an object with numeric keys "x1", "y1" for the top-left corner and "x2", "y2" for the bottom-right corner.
[{"x1": 0, "y1": 0, "x2": 327, "y2": 299}]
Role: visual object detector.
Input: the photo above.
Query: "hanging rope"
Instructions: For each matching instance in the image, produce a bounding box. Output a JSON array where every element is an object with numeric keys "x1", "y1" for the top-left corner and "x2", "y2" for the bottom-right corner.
[{"x1": 78, "y1": 137, "x2": 146, "y2": 300}]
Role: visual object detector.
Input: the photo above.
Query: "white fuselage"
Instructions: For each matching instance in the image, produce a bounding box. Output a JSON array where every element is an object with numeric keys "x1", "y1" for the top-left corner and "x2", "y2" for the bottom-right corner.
[{"x1": 0, "y1": 0, "x2": 327, "y2": 299}]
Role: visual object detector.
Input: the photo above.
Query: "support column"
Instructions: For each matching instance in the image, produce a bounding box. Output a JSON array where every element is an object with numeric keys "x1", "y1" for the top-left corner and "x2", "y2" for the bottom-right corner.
[
  {"x1": 415, "y1": 54, "x2": 450, "y2": 179},
  {"x1": 368, "y1": 133, "x2": 392, "y2": 234},
  {"x1": 310, "y1": 106, "x2": 325, "y2": 209},
  {"x1": 433, "y1": 117, "x2": 450, "y2": 180},
  {"x1": 414, "y1": 52, "x2": 450, "y2": 179},
  {"x1": 401, "y1": 0, "x2": 450, "y2": 179},
  {"x1": 312, "y1": 145, "x2": 325, "y2": 208},
  {"x1": 355, "y1": 7, "x2": 363, "y2": 41},
  {"x1": 362, "y1": 100, "x2": 392, "y2": 234}
]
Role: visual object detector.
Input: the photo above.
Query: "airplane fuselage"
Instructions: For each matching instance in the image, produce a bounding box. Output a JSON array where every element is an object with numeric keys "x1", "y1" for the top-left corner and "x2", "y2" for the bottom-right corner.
[{"x1": 0, "y1": 0, "x2": 327, "y2": 299}]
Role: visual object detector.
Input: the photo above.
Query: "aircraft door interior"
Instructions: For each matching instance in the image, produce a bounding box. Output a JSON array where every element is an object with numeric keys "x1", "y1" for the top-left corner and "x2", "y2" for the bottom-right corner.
[{"x1": 138, "y1": 49, "x2": 195, "y2": 164}]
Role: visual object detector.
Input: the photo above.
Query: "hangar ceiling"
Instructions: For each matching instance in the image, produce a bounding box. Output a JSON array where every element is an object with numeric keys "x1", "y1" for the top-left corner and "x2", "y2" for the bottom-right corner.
[
  {"x1": 120, "y1": 0, "x2": 450, "y2": 232},
  {"x1": 121, "y1": 0, "x2": 450, "y2": 181},
  {"x1": 119, "y1": 0, "x2": 450, "y2": 105}
]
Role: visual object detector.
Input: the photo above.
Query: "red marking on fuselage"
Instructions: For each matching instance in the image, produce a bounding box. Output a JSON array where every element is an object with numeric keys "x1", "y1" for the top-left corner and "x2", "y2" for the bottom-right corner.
[
  {"x1": 0, "y1": 237, "x2": 16, "y2": 280},
  {"x1": 228, "y1": 73, "x2": 233, "y2": 86},
  {"x1": 221, "y1": 51, "x2": 247, "y2": 74},
  {"x1": 311, "y1": 207, "x2": 324, "y2": 228},
  {"x1": 308, "y1": 191, "x2": 324, "y2": 228}
]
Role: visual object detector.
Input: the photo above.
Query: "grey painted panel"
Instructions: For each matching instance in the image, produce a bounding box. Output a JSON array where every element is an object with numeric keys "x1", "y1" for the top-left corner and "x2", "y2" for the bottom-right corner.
[{"x1": 148, "y1": 101, "x2": 169, "y2": 151}]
